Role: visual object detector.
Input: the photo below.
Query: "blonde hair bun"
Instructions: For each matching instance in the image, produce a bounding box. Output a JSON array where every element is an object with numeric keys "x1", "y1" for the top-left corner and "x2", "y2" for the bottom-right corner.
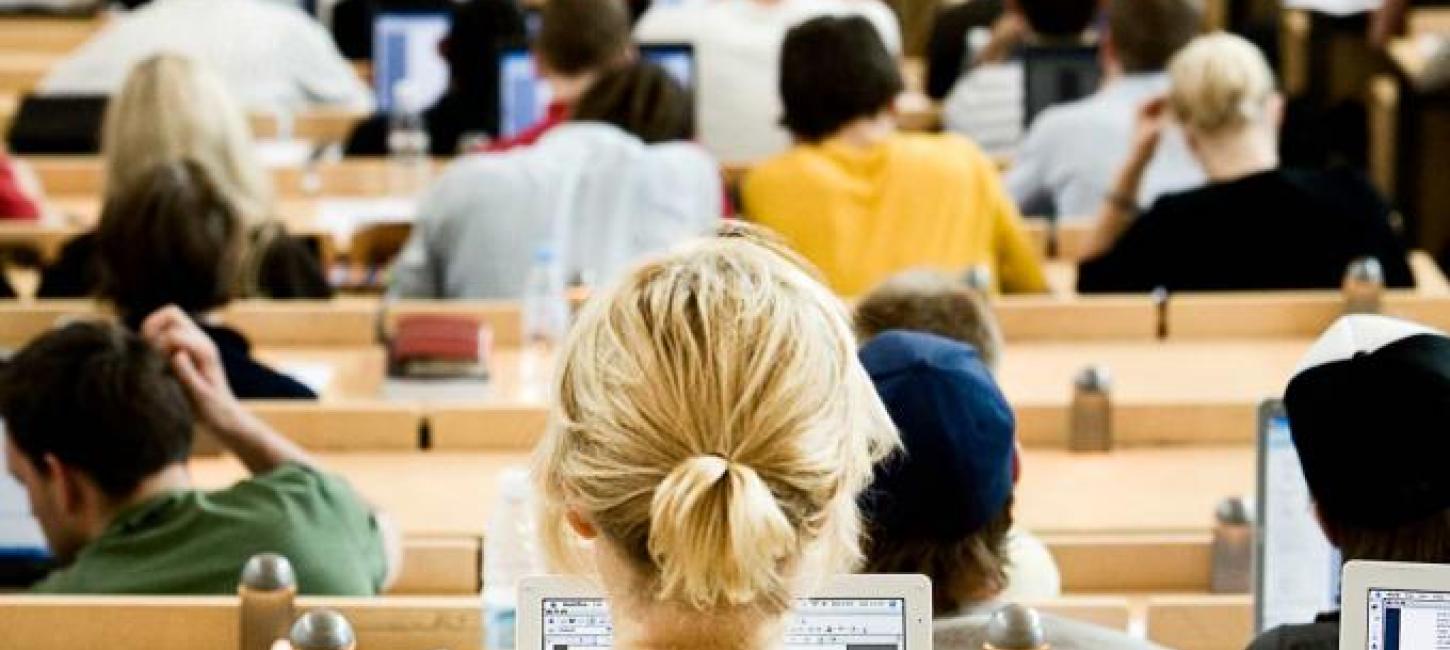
[{"x1": 1168, "y1": 32, "x2": 1276, "y2": 135}]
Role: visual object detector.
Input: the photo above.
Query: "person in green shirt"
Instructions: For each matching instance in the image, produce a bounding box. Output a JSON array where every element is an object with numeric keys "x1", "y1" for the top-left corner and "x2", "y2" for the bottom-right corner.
[{"x1": 0, "y1": 307, "x2": 401, "y2": 595}]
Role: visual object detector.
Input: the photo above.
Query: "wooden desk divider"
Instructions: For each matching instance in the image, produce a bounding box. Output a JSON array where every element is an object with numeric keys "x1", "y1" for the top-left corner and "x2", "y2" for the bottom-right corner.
[
  {"x1": 1015, "y1": 400, "x2": 1258, "y2": 447},
  {"x1": 0, "y1": 594, "x2": 482, "y2": 650},
  {"x1": 1047, "y1": 534, "x2": 1213, "y2": 593},
  {"x1": 220, "y1": 299, "x2": 380, "y2": 348},
  {"x1": 0, "y1": 299, "x2": 100, "y2": 348},
  {"x1": 427, "y1": 404, "x2": 549, "y2": 451},
  {"x1": 1145, "y1": 594, "x2": 1254, "y2": 650},
  {"x1": 25, "y1": 157, "x2": 442, "y2": 199},
  {"x1": 247, "y1": 401, "x2": 424, "y2": 451},
  {"x1": 391, "y1": 537, "x2": 481, "y2": 596},
  {"x1": 1164, "y1": 292, "x2": 1450, "y2": 339},
  {"x1": 995, "y1": 295, "x2": 1160, "y2": 342}
]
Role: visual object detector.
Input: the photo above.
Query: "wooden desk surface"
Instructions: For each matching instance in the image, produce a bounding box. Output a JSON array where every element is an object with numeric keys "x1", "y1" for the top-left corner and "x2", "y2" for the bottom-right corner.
[
  {"x1": 190, "y1": 446, "x2": 1253, "y2": 539},
  {"x1": 28, "y1": 156, "x2": 441, "y2": 199},
  {"x1": 0, "y1": 16, "x2": 103, "y2": 54}
]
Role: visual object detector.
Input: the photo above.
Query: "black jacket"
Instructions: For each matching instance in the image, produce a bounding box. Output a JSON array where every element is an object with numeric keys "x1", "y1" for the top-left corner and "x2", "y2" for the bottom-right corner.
[
  {"x1": 201, "y1": 323, "x2": 317, "y2": 400},
  {"x1": 1245, "y1": 612, "x2": 1339, "y2": 650}
]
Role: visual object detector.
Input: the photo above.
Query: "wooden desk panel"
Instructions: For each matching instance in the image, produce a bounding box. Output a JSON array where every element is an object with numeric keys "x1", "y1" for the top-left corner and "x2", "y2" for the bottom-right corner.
[
  {"x1": 1146, "y1": 595, "x2": 1254, "y2": 650},
  {"x1": 0, "y1": 16, "x2": 103, "y2": 54},
  {"x1": 28, "y1": 157, "x2": 440, "y2": 198},
  {"x1": 1167, "y1": 293, "x2": 1450, "y2": 339}
]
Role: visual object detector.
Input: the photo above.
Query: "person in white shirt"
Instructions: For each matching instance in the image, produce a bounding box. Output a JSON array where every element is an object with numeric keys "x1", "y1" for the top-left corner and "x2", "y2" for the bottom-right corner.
[
  {"x1": 391, "y1": 61, "x2": 721, "y2": 299},
  {"x1": 634, "y1": 0, "x2": 901, "y2": 165},
  {"x1": 39, "y1": 0, "x2": 371, "y2": 113},
  {"x1": 1006, "y1": 0, "x2": 1206, "y2": 219},
  {"x1": 940, "y1": 0, "x2": 1095, "y2": 157}
]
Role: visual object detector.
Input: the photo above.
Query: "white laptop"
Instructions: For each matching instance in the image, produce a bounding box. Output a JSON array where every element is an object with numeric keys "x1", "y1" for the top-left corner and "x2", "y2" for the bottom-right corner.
[
  {"x1": 1254, "y1": 399, "x2": 1342, "y2": 632},
  {"x1": 373, "y1": 10, "x2": 453, "y2": 114},
  {"x1": 1341, "y1": 561, "x2": 1450, "y2": 650},
  {"x1": 517, "y1": 574, "x2": 932, "y2": 650}
]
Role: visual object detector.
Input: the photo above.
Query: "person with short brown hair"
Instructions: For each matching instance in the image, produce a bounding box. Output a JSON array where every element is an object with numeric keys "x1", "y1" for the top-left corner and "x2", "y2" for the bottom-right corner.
[
  {"x1": 1008, "y1": 0, "x2": 1205, "y2": 219},
  {"x1": 854, "y1": 270, "x2": 1004, "y2": 371}
]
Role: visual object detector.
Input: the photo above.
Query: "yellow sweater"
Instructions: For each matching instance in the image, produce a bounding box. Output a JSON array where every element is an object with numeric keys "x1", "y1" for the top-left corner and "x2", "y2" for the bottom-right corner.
[{"x1": 742, "y1": 133, "x2": 1048, "y2": 297}]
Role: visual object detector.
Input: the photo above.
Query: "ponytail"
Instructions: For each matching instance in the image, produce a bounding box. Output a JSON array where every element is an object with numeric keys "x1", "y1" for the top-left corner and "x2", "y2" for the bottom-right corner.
[{"x1": 649, "y1": 456, "x2": 798, "y2": 611}]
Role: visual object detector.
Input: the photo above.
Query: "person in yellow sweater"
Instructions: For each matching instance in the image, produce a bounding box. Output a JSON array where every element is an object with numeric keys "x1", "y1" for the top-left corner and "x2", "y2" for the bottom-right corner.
[{"x1": 742, "y1": 15, "x2": 1048, "y2": 297}]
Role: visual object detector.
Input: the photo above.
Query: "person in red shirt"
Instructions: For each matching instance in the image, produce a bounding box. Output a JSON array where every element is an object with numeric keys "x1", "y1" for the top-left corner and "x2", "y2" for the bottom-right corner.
[
  {"x1": 0, "y1": 155, "x2": 42, "y2": 221},
  {"x1": 485, "y1": 0, "x2": 636, "y2": 152}
]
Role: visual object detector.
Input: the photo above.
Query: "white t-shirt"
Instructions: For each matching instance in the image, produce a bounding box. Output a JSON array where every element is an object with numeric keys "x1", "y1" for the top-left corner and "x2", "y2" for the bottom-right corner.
[
  {"x1": 942, "y1": 60, "x2": 1024, "y2": 158},
  {"x1": 635, "y1": 0, "x2": 902, "y2": 165},
  {"x1": 40, "y1": 0, "x2": 372, "y2": 113}
]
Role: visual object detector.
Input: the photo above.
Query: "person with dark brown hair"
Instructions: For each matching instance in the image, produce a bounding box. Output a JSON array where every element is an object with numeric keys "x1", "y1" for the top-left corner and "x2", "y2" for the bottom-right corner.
[
  {"x1": 95, "y1": 159, "x2": 315, "y2": 400},
  {"x1": 854, "y1": 270, "x2": 1005, "y2": 371},
  {"x1": 571, "y1": 61, "x2": 694, "y2": 144}
]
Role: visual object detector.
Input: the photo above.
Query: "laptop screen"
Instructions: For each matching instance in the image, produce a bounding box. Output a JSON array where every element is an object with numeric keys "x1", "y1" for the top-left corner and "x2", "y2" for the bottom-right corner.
[
  {"x1": 1022, "y1": 46, "x2": 1101, "y2": 128},
  {"x1": 0, "y1": 430, "x2": 49, "y2": 561},
  {"x1": 497, "y1": 44, "x2": 696, "y2": 139},
  {"x1": 1256, "y1": 404, "x2": 1340, "y2": 632},
  {"x1": 373, "y1": 11, "x2": 452, "y2": 114},
  {"x1": 541, "y1": 597, "x2": 907, "y2": 649},
  {"x1": 1367, "y1": 589, "x2": 1450, "y2": 649}
]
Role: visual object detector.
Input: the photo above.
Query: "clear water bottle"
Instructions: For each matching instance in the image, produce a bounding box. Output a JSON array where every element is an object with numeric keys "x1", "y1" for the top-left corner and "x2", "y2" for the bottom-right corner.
[
  {"x1": 387, "y1": 79, "x2": 431, "y2": 197},
  {"x1": 483, "y1": 469, "x2": 541, "y2": 650},
  {"x1": 519, "y1": 245, "x2": 569, "y2": 397}
]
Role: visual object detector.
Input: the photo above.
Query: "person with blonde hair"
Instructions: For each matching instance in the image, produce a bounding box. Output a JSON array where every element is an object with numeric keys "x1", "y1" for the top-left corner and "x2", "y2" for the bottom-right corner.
[
  {"x1": 39, "y1": 54, "x2": 331, "y2": 301},
  {"x1": 532, "y1": 232, "x2": 899, "y2": 648},
  {"x1": 1077, "y1": 33, "x2": 1413, "y2": 294}
]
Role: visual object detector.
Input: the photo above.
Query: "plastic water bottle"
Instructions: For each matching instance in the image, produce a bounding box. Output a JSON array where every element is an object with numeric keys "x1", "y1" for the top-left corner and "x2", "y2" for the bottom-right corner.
[
  {"x1": 519, "y1": 246, "x2": 569, "y2": 397},
  {"x1": 387, "y1": 79, "x2": 431, "y2": 197},
  {"x1": 483, "y1": 469, "x2": 541, "y2": 650}
]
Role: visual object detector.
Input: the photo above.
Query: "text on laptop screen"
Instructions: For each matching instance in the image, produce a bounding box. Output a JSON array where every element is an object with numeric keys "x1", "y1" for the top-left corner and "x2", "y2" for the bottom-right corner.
[
  {"x1": 374, "y1": 12, "x2": 452, "y2": 113},
  {"x1": 498, "y1": 46, "x2": 696, "y2": 139},
  {"x1": 1258, "y1": 411, "x2": 1340, "y2": 631},
  {"x1": 1367, "y1": 589, "x2": 1450, "y2": 650},
  {"x1": 542, "y1": 597, "x2": 907, "y2": 650},
  {"x1": 0, "y1": 430, "x2": 49, "y2": 560}
]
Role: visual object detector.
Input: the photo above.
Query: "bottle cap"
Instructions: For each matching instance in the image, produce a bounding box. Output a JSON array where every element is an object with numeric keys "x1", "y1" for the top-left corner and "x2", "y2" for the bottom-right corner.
[
  {"x1": 1074, "y1": 365, "x2": 1112, "y2": 392},
  {"x1": 984, "y1": 604, "x2": 1047, "y2": 650},
  {"x1": 1215, "y1": 496, "x2": 1254, "y2": 526},
  {"x1": 1344, "y1": 257, "x2": 1385, "y2": 286},
  {"x1": 240, "y1": 554, "x2": 296, "y2": 592},
  {"x1": 289, "y1": 609, "x2": 355, "y2": 650}
]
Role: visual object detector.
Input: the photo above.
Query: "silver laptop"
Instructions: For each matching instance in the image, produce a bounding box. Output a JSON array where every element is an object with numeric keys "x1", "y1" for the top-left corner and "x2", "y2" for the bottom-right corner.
[
  {"x1": 1254, "y1": 399, "x2": 1341, "y2": 632},
  {"x1": 1341, "y1": 561, "x2": 1450, "y2": 650},
  {"x1": 518, "y1": 574, "x2": 932, "y2": 650}
]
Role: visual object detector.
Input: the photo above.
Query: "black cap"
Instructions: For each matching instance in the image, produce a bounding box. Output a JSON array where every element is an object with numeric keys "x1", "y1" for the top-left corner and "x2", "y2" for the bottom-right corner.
[
  {"x1": 1286, "y1": 315, "x2": 1450, "y2": 529},
  {"x1": 859, "y1": 330, "x2": 1015, "y2": 541}
]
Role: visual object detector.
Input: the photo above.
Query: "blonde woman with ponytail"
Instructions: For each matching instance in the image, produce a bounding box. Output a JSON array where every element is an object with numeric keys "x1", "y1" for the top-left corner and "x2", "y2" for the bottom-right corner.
[
  {"x1": 1077, "y1": 32, "x2": 1414, "y2": 294},
  {"x1": 38, "y1": 54, "x2": 331, "y2": 301},
  {"x1": 534, "y1": 230, "x2": 899, "y2": 649}
]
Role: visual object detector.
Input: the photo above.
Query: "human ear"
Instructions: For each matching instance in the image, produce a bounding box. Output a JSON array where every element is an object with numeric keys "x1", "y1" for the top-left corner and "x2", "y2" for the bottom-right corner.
[{"x1": 566, "y1": 507, "x2": 599, "y2": 540}]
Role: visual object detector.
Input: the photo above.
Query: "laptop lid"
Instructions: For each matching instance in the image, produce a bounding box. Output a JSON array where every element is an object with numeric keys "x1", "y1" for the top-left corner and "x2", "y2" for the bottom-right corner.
[
  {"x1": 1341, "y1": 561, "x2": 1450, "y2": 650},
  {"x1": 517, "y1": 574, "x2": 932, "y2": 649},
  {"x1": 496, "y1": 43, "x2": 697, "y2": 139},
  {"x1": 1022, "y1": 45, "x2": 1101, "y2": 128},
  {"x1": 373, "y1": 9, "x2": 452, "y2": 113},
  {"x1": 1254, "y1": 399, "x2": 1341, "y2": 633}
]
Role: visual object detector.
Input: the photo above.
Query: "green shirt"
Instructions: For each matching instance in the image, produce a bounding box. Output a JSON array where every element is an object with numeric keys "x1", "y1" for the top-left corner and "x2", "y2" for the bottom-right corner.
[{"x1": 31, "y1": 464, "x2": 387, "y2": 596}]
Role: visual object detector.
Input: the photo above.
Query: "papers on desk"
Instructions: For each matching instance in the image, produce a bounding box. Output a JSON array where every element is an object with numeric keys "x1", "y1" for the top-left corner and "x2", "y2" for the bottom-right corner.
[
  {"x1": 315, "y1": 197, "x2": 419, "y2": 248},
  {"x1": 254, "y1": 139, "x2": 316, "y2": 170},
  {"x1": 1282, "y1": 0, "x2": 1381, "y2": 16},
  {"x1": 0, "y1": 430, "x2": 49, "y2": 558},
  {"x1": 276, "y1": 361, "x2": 337, "y2": 397}
]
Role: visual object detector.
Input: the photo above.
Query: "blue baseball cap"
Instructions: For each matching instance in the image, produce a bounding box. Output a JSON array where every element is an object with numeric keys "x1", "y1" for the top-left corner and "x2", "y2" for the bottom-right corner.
[{"x1": 858, "y1": 330, "x2": 1016, "y2": 541}]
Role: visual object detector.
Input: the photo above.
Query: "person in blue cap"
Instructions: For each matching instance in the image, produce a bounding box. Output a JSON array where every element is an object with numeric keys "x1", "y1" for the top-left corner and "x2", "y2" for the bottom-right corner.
[{"x1": 858, "y1": 330, "x2": 1165, "y2": 649}]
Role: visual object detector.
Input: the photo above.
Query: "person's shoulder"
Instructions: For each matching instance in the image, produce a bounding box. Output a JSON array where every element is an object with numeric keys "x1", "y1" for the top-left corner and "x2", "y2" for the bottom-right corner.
[{"x1": 893, "y1": 133, "x2": 997, "y2": 175}]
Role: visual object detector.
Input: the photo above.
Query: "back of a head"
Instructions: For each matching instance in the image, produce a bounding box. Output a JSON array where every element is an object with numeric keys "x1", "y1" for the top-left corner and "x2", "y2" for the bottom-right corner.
[
  {"x1": 854, "y1": 271, "x2": 1004, "y2": 371},
  {"x1": 535, "y1": 235, "x2": 898, "y2": 616},
  {"x1": 536, "y1": 0, "x2": 632, "y2": 76},
  {"x1": 1167, "y1": 32, "x2": 1276, "y2": 136},
  {"x1": 1108, "y1": 0, "x2": 1203, "y2": 73},
  {"x1": 571, "y1": 60, "x2": 695, "y2": 143},
  {"x1": 1018, "y1": 0, "x2": 1099, "y2": 39},
  {"x1": 780, "y1": 16, "x2": 903, "y2": 143},
  {"x1": 0, "y1": 322, "x2": 194, "y2": 501},
  {"x1": 96, "y1": 159, "x2": 244, "y2": 326},
  {"x1": 102, "y1": 54, "x2": 274, "y2": 225}
]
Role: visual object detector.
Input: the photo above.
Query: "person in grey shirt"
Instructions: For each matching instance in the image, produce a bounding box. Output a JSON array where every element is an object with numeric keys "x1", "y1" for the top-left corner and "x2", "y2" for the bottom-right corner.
[
  {"x1": 390, "y1": 61, "x2": 721, "y2": 299},
  {"x1": 1007, "y1": 0, "x2": 1205, "y2": 219},
  {"x1": 858, "y1": 331, "x2": 1166, "y2": 650}
]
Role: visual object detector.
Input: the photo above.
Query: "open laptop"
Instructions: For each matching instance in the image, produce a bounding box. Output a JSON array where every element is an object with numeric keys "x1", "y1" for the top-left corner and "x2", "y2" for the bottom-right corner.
[
  {"x1": 497, "y1": 43, "x2": 696, "y2": 139},
  {"x1": 1022, "y1": 45, "x2": 1101, "y2": 128},
  {"x1": 0, "y1": 426, "x2": 53, "y2": 587},
  {"x1": 372, "y1": 9, "x2": 452, "y2": 113},
  {"x1": 1254, "y1": 399, "x2": 1342, "y2": 632},
  {"x1": 1341, "y1": 561, "x2": 1450, "y2": 650},
  {"x1": 518, "y1": 574, "x2": 932, "y2": 649}
]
